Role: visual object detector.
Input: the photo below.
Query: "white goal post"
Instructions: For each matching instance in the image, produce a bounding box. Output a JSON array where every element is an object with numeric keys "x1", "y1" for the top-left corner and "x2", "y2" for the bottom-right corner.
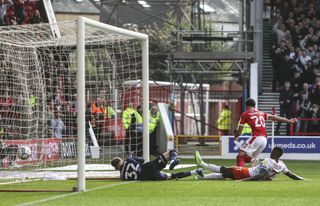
[{"x1": 77, "y1": 17, "x2": 149, "y2": 192}]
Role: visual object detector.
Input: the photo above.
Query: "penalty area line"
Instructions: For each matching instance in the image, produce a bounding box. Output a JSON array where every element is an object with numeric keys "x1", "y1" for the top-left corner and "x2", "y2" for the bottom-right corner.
[{"x1": 16, "y1": 181, "x2": 136, "y2": 206}]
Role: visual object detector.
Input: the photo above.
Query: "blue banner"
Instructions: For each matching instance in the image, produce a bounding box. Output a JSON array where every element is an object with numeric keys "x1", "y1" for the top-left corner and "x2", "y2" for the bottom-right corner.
[{"x1": 229, "y1": 136, "x2": 320, "y2": 153}]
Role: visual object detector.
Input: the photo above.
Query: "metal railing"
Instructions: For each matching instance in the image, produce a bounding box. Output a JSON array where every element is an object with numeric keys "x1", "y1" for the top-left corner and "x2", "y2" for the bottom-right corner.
[{"x1": 172, "y1": 29, "x2": 254, "y2": 53}]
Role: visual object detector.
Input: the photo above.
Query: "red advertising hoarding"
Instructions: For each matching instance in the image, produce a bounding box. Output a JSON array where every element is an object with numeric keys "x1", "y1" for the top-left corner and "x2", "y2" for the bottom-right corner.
[{"x1": 3, "y1": 138, "x2": 61, "y2": 166}]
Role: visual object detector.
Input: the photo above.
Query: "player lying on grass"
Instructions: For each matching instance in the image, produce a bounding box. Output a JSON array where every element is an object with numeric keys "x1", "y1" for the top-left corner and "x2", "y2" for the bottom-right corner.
[
  {"x1": 194, "y1": 147, "x2": 304, "y2": 181},
  {"x1": 111, "y1": 150, "x2": 203, "y2": 181}
]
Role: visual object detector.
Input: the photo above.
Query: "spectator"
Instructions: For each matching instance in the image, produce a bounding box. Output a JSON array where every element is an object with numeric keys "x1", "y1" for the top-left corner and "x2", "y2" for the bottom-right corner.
[
  {"x1": 29, "y1": 9, "x2": 42, "y2": 24},
  {"x1": 50, "y1": 112, "x2": 65, "y2": 138},
  {"x1": 54, "y1": 87, "x2": 64, "y2": 108},
  {"x1": 306, "y1": 35, "x2": 319, "y2": 49},
  {"x1": 288, "y1": 46, "x2": 296, "y2": 60},
  {"x1": 271, "y1": 46, "x2": 283, "y2": 91},
  {"x1": 91, "y1": 97, "x2": 106, "y2": 143},
  {"x1": 276, "y1": 81, "x2": 294, "y2": 135},
  {"x1": 0, "y1": 0, "x2": 13, "y2": 26},
  {"x1": 309, "y1": 44, "x2": 319, "y2": 65},
  {"x1": 308, "y1": 103, "x2": 320, "y2": 132},
  {"x1": 299, "y1": 50, "x2": 311, "y2": 67},
  {"x1": 45, "y1": 52, "x2": 58, "y2": 80},
  {"x1": 293, "y1": 50, "x2": 303, "y2": 73},
  {"x1": 272, "y1": 20, "x2": 286, "y2": 46},
  {"x1": 13, "y1": 0, "x2": 25, "y2": 25},
  {"x1": 279, "y1": 55, "x2": 293, "y2": 86},
  {"x1": 217, "y1": 105, "x2": 231, "y2": 135},
  {"x1": 291, "y1": 25, "x2": 302, "y2": 47},
  {"x1": 279, "y1": 40, "x2": 289, "y2": 54},
  {"x1": 309, "y1": 77, "x2": 320, "y2": 92},
  {"x1": 291, "y1": 72, "x2": 303, "y2": 100},
  {"x1": 301, "y1": 60, "x2": 316, "y2": 84},
  {"x1": 295, "y1": 92, "x2": 311, "y2": 133},
  {"x1": 300, "y1": 83, "x2": 311, "y2": 100},
  {"x1": 62, "y1": 103, "x2": 76, "y2": 136},
  {"x1": 57, "y1": 62, "x2": 68, "y2": 77},
  {"x1": 92, "y1": 97, "x2": 105, "y2": 118},
  {"x1": 310, "y1": 80, "x2": 320, "y2": 106},
  {"x1": 46, "y1": 78, "x2": 53, "y2": 101}
]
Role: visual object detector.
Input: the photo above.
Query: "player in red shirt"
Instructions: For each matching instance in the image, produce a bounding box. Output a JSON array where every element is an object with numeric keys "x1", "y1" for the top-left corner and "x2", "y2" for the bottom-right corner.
[{"x1": 234, "y1": 98, "x2": 297, "y2": 166}]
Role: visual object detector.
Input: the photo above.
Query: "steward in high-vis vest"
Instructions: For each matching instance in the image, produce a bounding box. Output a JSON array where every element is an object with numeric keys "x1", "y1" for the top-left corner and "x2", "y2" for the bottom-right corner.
[
  {"x1": 122, "y1": 103, "x2": 143, "y2": 156},
  {"x1": 149, "y1": 106, "x2": 160, "y2": 133},
  {"x1": 105, "y1": 106, "x2": 116, "y2": 118},
  {"x1": 217, "y1": 105, "x2": 232, "y2": 135},
  {"x1": 149, "y1": 106, "x2": 160, "y2": 156}
]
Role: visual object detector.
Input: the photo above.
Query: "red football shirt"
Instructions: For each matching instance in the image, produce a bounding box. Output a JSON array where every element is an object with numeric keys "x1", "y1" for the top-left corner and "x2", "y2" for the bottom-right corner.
[{"x1": 239, "y1": 107, "x2": 269, "y2": 138}]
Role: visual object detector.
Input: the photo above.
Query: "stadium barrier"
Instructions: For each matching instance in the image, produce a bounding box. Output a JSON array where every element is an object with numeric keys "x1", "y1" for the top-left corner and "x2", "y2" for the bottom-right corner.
[
  {"x1": 221, "y1": 136, "x2": 320, "y2": 160},
  {"x1": 3, "y1": 138, "x2": 61, "y2": 167},
  {"x1": 2, "y1": 137, "x2": 98, "y2": 168},
  {"x1": 290, "y1": 118, "x2": 320, "y2": 136}
]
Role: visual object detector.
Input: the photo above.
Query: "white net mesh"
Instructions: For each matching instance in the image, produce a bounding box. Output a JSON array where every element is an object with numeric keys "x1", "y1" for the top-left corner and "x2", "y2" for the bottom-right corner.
[{"x1": 0, "y1": 21, "x2": 146, "y2": 180}]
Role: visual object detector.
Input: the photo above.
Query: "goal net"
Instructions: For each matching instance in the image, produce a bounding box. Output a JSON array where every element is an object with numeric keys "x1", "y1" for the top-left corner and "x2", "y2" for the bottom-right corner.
[{"x1": 0, "y1": 17, "x2": 149, "y2": 192}]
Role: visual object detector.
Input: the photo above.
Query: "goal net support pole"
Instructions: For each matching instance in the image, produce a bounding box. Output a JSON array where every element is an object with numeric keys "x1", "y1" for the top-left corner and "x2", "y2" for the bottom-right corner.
[
  {"x1": 77, "y1": 17, "x2": 149, "y2": 192},
  {"x1": 271, "y1": 107, "x2": 276, "y2": 149}
]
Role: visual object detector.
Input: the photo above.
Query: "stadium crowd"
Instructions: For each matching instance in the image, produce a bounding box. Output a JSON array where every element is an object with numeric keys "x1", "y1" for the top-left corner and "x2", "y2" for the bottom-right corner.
[
  {"x1": 0, "y1": 0, "x2": 43, "y2": 26},
  {"x1": 270, "y1": 0, "x2": 320, "y2": 134}
]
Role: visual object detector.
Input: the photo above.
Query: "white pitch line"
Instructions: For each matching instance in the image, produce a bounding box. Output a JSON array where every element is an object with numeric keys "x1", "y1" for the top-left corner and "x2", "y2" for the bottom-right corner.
[
  {"x1": 16, "y1": 181, "x2": 136, "y2": 206},
  {"x1": 0, "y1": 179, "x2": 40, "y2": 186}
]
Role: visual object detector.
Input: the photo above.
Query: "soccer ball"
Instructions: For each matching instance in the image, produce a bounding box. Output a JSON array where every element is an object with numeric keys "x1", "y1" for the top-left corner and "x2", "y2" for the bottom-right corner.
[{"x1": 17, "y1": 146, "x2": 31, "y2": 160}]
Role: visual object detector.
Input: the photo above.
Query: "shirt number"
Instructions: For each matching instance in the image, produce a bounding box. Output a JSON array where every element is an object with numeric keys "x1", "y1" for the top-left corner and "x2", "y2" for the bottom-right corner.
[
  {"x1": 251, "y1": 116, "x2": 265, "y2": 127},
  {"x1": 125, "y1": 163, "x2": 139, "y2": 180}
]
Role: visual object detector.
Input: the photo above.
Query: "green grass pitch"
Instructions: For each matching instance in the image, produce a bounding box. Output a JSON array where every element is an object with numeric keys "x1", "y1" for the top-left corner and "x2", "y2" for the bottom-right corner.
[{"x1": 1, "y1": 159, "x2": 320, "y2": 206}]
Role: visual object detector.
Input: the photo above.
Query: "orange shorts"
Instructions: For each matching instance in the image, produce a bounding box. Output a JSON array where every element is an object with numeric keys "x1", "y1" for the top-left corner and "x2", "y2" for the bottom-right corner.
[{"x1": 232, "y1": 167, "x2": 251, "y2": 180}]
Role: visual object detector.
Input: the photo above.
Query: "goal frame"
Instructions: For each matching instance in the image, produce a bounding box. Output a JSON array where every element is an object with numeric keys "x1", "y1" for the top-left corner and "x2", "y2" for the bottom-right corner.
[{"x1": 77, "y1": 17, "x2": 149, "y2": 192}]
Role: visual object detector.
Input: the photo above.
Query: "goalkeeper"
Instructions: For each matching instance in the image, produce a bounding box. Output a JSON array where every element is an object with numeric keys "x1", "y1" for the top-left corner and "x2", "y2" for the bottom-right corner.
[
  {"x1": 194, "y1": 147, "x2": 304, "y2": 181},
  {"x1": 111, "y1": 150, "x2": 202, "y2": 181}
]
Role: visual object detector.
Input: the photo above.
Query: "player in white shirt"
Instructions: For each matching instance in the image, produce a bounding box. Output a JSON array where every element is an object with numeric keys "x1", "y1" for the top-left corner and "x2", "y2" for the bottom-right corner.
[{"x1": 194, "y1": 147, "x2": 304, "y2": 181}]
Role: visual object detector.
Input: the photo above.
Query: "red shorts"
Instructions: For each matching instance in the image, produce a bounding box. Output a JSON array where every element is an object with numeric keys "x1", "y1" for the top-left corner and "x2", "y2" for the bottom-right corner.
[{"x1": 232, "y1": 167, "x2": 251, "y2": 180}]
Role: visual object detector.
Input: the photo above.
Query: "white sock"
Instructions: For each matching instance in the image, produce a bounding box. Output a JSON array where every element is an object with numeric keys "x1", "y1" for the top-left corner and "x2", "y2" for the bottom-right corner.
[
  {"x1": 202, "y1": 173, "x2": 224, "y2": 180},
  {"x1": 190, "y1": 170, "x2": 198, "y2": 175},
  {"x1": 201, "y1": 162, "x2": 221, "y2": 173}
]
